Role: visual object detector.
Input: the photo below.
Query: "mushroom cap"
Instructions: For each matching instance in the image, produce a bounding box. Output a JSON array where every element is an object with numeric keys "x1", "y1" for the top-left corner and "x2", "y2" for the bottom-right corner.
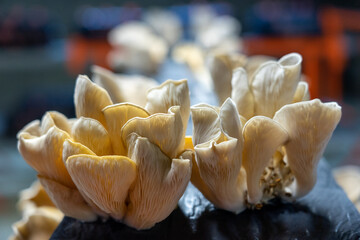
[
  {"x1": 274, "y1": 99, "x2": 341, "y2": 198},
  {"x1": 74, "y1": 75, "x2": 113, "y2": 128},
  {"x1": 91, "y1": 65, "x2": 158, "y2": 107},
  {"x1": 242, "y1": 116, "x2": 288, "y2": 204},
  {"x1": 191, "y1": 98, "x2": 246, "y2": 213},
  {"x1": 124, "y1": 136, "x2": 191, "y2": 229}
]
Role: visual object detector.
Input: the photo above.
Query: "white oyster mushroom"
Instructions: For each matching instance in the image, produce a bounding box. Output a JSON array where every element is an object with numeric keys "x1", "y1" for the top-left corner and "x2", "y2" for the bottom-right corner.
[
  {"x1": 38, "y1": 175, "x2": 97, "y2": 221},
  {"x1": 273, "y1": 99, "x2": 342, "y2": 198},
  {"x1": 207, "y1": 54, "x2": 247, "y2": 104},
  {"x1": 17, "y1": 181, "x2": 55, "y2": 214},
  {"x1": 108, "y1": 21, "x2": 168, "y2": 74},
  {"x1": 18, "y1": 74, "x2": 192, "y2": 229},
  {"x1": 121, "y1": 106, "x2": 184, "y2": 159},
  {"x1": 74, "y1": 75, "x2": 113, "y2": 128},
  {"x1": 191, "y1": 96, "x2": 341, "y2": 211},
  {"x1": 191, "y1": 98, "x2": 246, "y2": 213},
  {"x1": 231, "y1": 67, "x2": 254, "y2": 120},
  {"x1": 145, "y1": 79, "x2": 190, "y2": 143},
  {"x1": 144, "y1": 8, "x2": 183, "y2": 45},
  {"x1": 91, "y1": 65, "x2": 158, "y2": 107},
  {"x1": 66, "y1": 154, "x2": 136, "y2": 220},
  {"x1": 124, "y1": 135, "x2": 191, "y2": 229},
  {"x1": 251, "y1": 53, "x2": 302, "y2": 118},
  {"x1": 207, "y1": 53, "x2": 305, "y2": 120},
  {"x1": 11, "y1": 206, "x2": 63, "y2": 240},
  {"x1": 242, "y1": 116, "x2": 288, "y2": 204},
  {"x1": 245, "y1": 55, "x2": 276, "y2": 81}
]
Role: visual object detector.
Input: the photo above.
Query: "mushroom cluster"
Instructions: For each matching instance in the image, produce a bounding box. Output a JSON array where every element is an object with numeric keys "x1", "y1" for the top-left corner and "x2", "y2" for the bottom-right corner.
[
  {"x1": 17, "y1": 52, "x2": 342, "y2": 229},
  {"x1": 11, "y1": 181, "x2": 63, "y2": 240},
  {"x1": 190, "y1": 53, "x2": 342, "y2": 212},
  {"x1": 17, "y1": 75, "x2": 192, "y2": 230}
]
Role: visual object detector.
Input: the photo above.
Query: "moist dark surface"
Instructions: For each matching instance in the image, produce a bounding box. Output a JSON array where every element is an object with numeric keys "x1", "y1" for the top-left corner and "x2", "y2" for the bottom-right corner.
[{"x1": 51, "y1": 159, "x2": 360, "y2": 240}]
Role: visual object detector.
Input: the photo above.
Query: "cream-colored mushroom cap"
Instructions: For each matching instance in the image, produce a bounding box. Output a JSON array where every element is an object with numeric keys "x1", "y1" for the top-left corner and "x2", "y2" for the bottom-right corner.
[
  {"x1": 274, "y1": 99, "x2": 341, "y2": 198},
  {"x1": 91, "y1": 65, "x2": 158, "y2": 107},
  {"x1": 191, "y1": 98, "x2": 246, "y2": 213},
  {"x1": 242, "y1": 116, "x2": 288, "y2": 204},
  {"x1": 124, "y1": 135, "x2": 192, "y2": 229}
]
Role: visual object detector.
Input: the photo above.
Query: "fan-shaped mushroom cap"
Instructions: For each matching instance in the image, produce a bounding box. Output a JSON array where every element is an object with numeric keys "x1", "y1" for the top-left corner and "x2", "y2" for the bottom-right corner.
[
  {"x1": 242, "y1": 116, "x2": 289, "y2": 204},
  {"x1": 18, "y1": 181, "x2": 55, "y2": 215},
  {"x1": 108, "y1": 21, "x2": 168, "y2": 74},
  {"x1": 38, "y1": 175, "x2": 97, "y2": 221},
  {"x1": 207, "y1": 54, "x2": 235, "y2": 104},
  {"x1": 91, "y1": 66, "x2": 158, "y2": 107},
  {"x1": 231, "y1": 67, "x2": 254, "y2": 120},
  {"x1": 11, "y1": 206, "x2": 63, "y2": 240},
  {"x1": 71, "y1": 117, "x2": 113, "y2": 156},
  {"x1": 122, "y1": 106, "x2": 184, "y2": 159},
  {"x1": 40, "y1": 111, "x2": 72, "y2": 135},
  {"x1": 103, "y1": 103, "x2": 150, "y2": 155},
  {"x1": 18, "y1": 126, "x2": 74, "y2": 188},
  {"x1": 145, "y1": 79, "x2": 190, "y2": 137},
  {"x1": 191, "y1": 98, "x2": 246, "y2": 213},
  {"x1": 251, "y1": 53, "x2": 302, "y2": 118},
  {"x1": 244, "y1": 55, "x2": 276, "y2": 82},
  {"x1": 124, "y1": 136, "x2": 191, "y2": 229},
  {"x1": 273, "y1": 99, "x2": 341, "y2": 198},
  {"x1": 17, "y1": 111, "x2": 72, "y2": 139},
  {"x1": 66, "y1": 154, "x2": 136, "y2": 220},
  {"x1": 74, "y1": 75, "x2": 113, "y2": 128}
]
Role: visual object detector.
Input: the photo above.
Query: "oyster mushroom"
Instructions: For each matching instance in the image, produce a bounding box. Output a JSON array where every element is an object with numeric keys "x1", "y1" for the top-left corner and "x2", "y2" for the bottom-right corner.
[
  {"x1": 38, "y1": 175, "x2": 97, "y2": 221},
  {"x1": 251, "y1": 53, "x2": 302, "y2": 117},
  {"x1": 124, "y1": 135, "x2": 191, "y2": 229},
  {"x1": 17, "y1": 74, "x2": 192, "y2": 229},
  {"x1": 11, "y1": 181, "x2": 63, "y2": 240},
  {"x1": 242, "y1": 116, "x2": 288, "y2": 204},
  {"x1": 231, "y1": 67, "x2": 254, "y2": 120},
  {"x1": 207, "y1": 53, "x2": 246, "y2": 104},
  {"x1": 191, "y1": 98, "x2": 341, "y2": 210},
  {"x1": 66, "y1": 155, "x2": 136, "y2": 220},
  {"x1": 191, "y1": 98, "x2": 246, "y2": 213},
  {"x1": 108, "y1": 21, "x2": 168, "y2": 74},
  {"x1": 17, "y1": 180, "x2": 55, "y2": 216},
  {"x1": 191, "y1": 52, "x2": 341, "y2": 211},
  {"x1": 74, "y1": 75, "x2": 113, "y2": 128},
  {"x1": 207, "y1": 52, "x2": 277, "y2": 106},
  {"x1": 91, "y1": 65, "x2": 158, "y2": 107},
  {"x1": 11, "y1": 206, "x2": 63, "y2": 240},
  {"x1": 18, "y1": 120, "x2": 102, "y2": 221},
  {"x1": 273, "y1": 99, "x2": 342, "y2": 198}
]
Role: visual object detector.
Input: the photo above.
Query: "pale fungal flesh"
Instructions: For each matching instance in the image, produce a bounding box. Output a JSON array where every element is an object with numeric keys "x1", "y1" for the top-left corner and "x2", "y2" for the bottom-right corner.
[
  {"x1": 38, "y1": 175, "x2": 97, "y2": 221},
  {"x1": 66, "y1": 155, "x2": 136, "y2": 220},
  {"x1": 11, "y1": 206, "x2": 63, "y2": 240},
  {"x1": 17, "y1": 73, "x2": 192, "y2": 230},
  {"x1": 191, "y1": 99, "x2": 246, "y2": 213},
  {"x1": 273, "y1": 99, "x2": 342, "y2": 198},
  {"x1": 17, "y1": 52, "x2": 342, "y2": 229},
  {"x1": 124, "y1": 136, "x2": 191, "y2": 229},
  {"x1": 242, "y1": 116, "x2": 288, "y2": 204},
  {"x1": 191, "y1": 97, "x2": 341, "y2": 210},
  {"x1": 107, "y1": 21, "x2": 168, "y2": 74},
  {"x1": 190, "y1": 52, "x2": 342, "y2": 211},
  {"x1": 11, "y1": 181, "x2": 63, "y2": 240},
  {"x1": 91, "y1": 65, "x2": 158, "y2": 107}
]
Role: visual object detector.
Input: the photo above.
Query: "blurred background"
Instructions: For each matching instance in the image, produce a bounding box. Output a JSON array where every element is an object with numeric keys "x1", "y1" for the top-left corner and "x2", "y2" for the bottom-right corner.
[{"x1": 1, "y1": 0, "x2": 360, "y2": 238}]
